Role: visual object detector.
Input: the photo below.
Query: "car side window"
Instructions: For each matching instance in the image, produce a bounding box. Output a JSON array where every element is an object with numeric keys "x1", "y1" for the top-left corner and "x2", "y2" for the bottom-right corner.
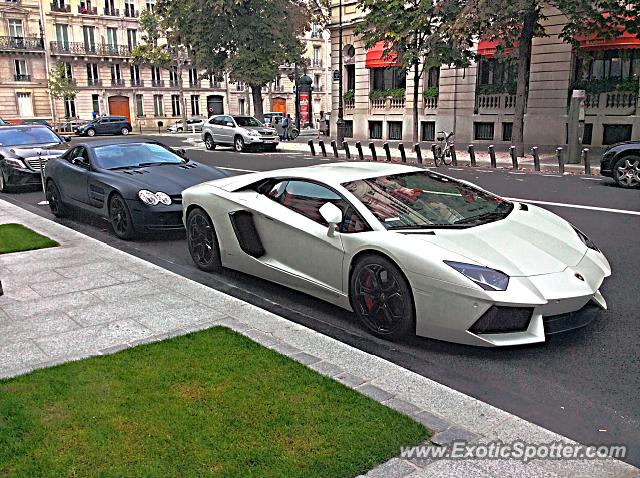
[
  {"x1": 65, "y1": 146, "x2": 80, "y2": 162},
  {"x1": 223, "y1": 116, "x2": 234, "y2": 126}
]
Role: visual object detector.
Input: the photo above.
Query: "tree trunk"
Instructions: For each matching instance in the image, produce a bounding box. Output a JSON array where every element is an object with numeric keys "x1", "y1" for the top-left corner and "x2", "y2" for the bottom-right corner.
[
  {"x1": 251, "y1": 85, "x2": 264, "y2": 121},
  {"x1": 512, "y1": 8, "x2": 537, "y2": 157},
  {"x1": 412, "y1": 59, "x2": 420, "y2": 144}
]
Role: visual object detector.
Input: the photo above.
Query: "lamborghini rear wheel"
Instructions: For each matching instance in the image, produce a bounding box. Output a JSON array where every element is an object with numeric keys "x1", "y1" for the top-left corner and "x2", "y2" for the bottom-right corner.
[
  {"x1": 187, "y1": 208, "x2": 221, "y2": 271},
  {"x1": 350, "y1": 255, "x2": 415, "y2": 340}
]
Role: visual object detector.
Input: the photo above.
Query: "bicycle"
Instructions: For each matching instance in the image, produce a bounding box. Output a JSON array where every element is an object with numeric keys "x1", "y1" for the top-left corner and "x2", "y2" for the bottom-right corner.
[{"x1": 433, "y1": 131, "x2": 454, "y2": 167}]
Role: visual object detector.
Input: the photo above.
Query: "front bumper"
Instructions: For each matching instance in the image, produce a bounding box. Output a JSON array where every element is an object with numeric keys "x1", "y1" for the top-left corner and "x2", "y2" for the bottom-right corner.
[
  {"x1": 126, "y1": 199, "x2": 184, "y2": 232},
  {"x1": 600, "y1": 154, "x2": 615, "y2": 177},
  {"x1": 245, "y1": 135, "x2": 280, "y2": 147},
  {"x1": 410, "y1": 249, "x2": 611, "y2": 347},
  {"x1": 4, "y1": 166, "x2": 42, "y2": 189}
]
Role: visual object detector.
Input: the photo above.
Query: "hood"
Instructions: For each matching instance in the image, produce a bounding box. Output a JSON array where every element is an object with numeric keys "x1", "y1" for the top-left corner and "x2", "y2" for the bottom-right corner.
[
  {"x1": 1, "y1": 142, "x2": 67, "y2": 159},
  {"x1": 243, "y1": 126, "x2": 277, "y2": 135},
  {"x1": 406, "y1": 204, "x2": 588, "y2": 277},
  {"x1": 112, "y1": 161, "x2": 228, "y2": 194},
  {"x1": 604, "y1": 140, "x2": 639, "y2": 153}
]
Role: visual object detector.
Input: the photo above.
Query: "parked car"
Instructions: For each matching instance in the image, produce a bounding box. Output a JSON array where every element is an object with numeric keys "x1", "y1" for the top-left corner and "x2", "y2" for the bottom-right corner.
[
  {"x1": 0, "y1": 125, "x2": 71, "y2": 192},
  {"x1": 167, "y1": 118, "x2": 205, "y2": 133},
  {"x1": 56, "y1": 118, "x2": 88, "y2": 133},
  {"x1": 263, "y1": 112, "x2": 284, "y2": 125},
  {"x1": 202, "y1": 115, "x2": 279, "y2": 152},
  {"x1": 75, "y1": 116, "x2": 132, "y2": 137},
  {"x1": 44, "y1": 138, "x2": 227, "y2": 239},
  {"x1": 600, "y1": 141, "x2": 640, "y2": 189},
  {"x1": 22, "y1": 119, "x2": 52, "y2": 128},
  {"x1": 183, "y1": 162, "x2": 611, "y2": 346}
]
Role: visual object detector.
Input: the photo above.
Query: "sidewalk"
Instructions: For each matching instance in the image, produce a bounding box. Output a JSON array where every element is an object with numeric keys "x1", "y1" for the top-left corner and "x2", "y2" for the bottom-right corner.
[{"x1": 0, "y1": 200, "x2": 635, "y2": 477}]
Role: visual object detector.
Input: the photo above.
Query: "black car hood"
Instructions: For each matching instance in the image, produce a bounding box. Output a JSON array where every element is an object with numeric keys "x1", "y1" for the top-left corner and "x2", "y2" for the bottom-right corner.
[
  {"x1": 604, "y1": 140, "x2": 640, "y2": 152},
  {"x1": 109, "y1": 161, "x2": 228, "y2": 194},
  {"x1": 0, "y1": 142, "x2": 67, "y2": 159}
]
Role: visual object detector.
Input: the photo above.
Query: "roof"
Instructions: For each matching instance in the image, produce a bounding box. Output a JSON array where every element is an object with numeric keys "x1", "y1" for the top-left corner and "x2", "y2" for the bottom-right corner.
[{"x1": 79, "y1": 137, "x2": 162, "y2": 148}]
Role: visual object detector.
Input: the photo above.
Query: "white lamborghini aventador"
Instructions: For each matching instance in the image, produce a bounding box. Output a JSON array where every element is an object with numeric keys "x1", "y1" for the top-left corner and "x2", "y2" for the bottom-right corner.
[{"x1": 182, "y1": 163, "x2": 611, "y2": 347}]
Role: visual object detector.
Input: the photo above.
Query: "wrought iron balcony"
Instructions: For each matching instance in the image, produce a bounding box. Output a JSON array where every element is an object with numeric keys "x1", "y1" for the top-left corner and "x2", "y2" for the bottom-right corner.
[
  {"x1": 209, "y1": 81, "x2": 222, "y2": 88},
  {"x1": 189, "y1": 80, "x2": 200, "y2": 88},
  {"x1": 130, "y1": 79, "x2": 144, "y2": 87},
  {"x1": 311, "y1": 59, "x2": 323, "y2": 68},
  {"x1": 50, "y1": 2, "x2": 71, "y2": 12},
  {"x1": 0, "y1": 36, "x2": 44, "y2": 51},
  {"x1": 111, "y1": 78, "x2": 125, "y2": 86},
  {"x1": 50, "y1": 41, "x2": 131, "y2": 57},
  {"x1": 14, "y1": 74, "x2": 31, "y2": 81},
  {"x1": 103, "y1": 7, "x2": 119, "y2": 15},
  {"x1": 77, "y1": 5, "x2": 98, "y2": 14},
  {"x1": 87, "y1": 78, "x2": 102, "y2": 86},
  {"x1": 123, "y1": 6, "x2": 139, "y2": 17},
  {"x1": 151, "y1": 79, "x2": 165, "y2": 87}
]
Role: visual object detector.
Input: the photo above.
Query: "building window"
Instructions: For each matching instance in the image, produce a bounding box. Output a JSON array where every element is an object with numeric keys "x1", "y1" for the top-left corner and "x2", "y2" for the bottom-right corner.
[
  {"x1": 370, "y1": 67, "x2": 406, "y2": 92},
  {"x1": 314, "y1": 74, "x2": 321, "y2": 90},
  {"x1": 145, "y1": 0, "x2": 154, "y2": 12},
  {"x1": 190, "y1": 95, "x2": 200, "y2": 116},
  {"x1": 603, "y1": 124, "x2": 632, "y2": 145},
  {"x1": 130, "y1": 64, "x2": 141, "y2": 86},
  {"x1": 169, "y1": 66, "x2": 179, "y2": 86},
  {"x1": 582, "y1": 123, "x2": 593, "y2": 145},
  {"x1": 153, "y1": 94, "x2": 163, "y2": 116},
  {"x1": 239, "y1": 98, "x2": 245, "y2": 115},
  {"x1": 388, "y1": 121, "x2": 402, "y2": 140},
  {"x1": 575, "y1": 49, "x2": 640, "y2": 82},
  {"x1": 14, "y1": 59, "x2": 28, "y2": 81},
  {"x1": 310, "y1": 23, "x2": 320, "y2": 38},
  {"x1": 312, "y1": 46, "x2": 321, "y2": 67},
  {"x1": 474, "y1": 122, "x2": 494, "y2": 140},
  {"x1": 91, "y1": 94, "x2": 100, "y2": 114},
  {"x1": 87, "y1": 63, "x2": 99, "y2": 85},
  {"x1": 64, "y1": 97, "x2": 76, "y2": 118},
  {"x1": 151, "y1": 66, "x2": 161, "y2": 86},
  {"x1": 17, "y1": 92, "x2": 33, "y2": 117},
  {"x1": 136, "y1": 94, "x2": 144, "y2": 117},
  {"x1": 124, "y1": 0, "x2": 135, "y2": 16},
  {"x1": 421, "y1": 121, "x2": 435, "y2": 142},
  {"x1": 55, "y1": 24, "x2": 69, "y2": 49},
  {"x1": 344, "y1": 120, "x2": 353, "y2": 138},
  {"x1": 106, "y1": 28, "x2": 118, "y2": 54},
  {"x1": 171, "y1": 94, "x2": 181, "y2": 116},
  {"x1": 127, "y1": 29, "x2": 137, "y2": 51},
  {"x1": 110, "y1": 64, "x2": 122, "y2": 84},
  {"x1": 346, "y1": 64, "x2": 355, "y2": 92},
  {"x1": 427, "y1": 66, "x2": 440, "y2": 88},
  {"x1": 62, "y1": 62, "x2": 73, "y2": 79},
  {"x1": 369, "y1": 121, "x2": 383, "y2": 139},
  {"x1": 477, "y1": 59, "x2": 517, "y2": 94},
  {"x1": 502, "y1": 122, "x2": 513, "y2": 142},
  {"x1": 8, "y1": 19, "x2": 24, "y2": 46},
  {"x1": 83, "y1": 26, "x2": 96, "y2": 52},
  {"x1": 188, "y1": 68, "x2": 198, "y2": 87}
]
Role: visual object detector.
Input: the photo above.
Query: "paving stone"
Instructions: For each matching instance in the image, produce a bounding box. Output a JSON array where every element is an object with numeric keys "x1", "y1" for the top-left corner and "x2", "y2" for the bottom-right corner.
[
  {"x1": 100, "y1": 344, "x2": 131, "y2": 355},
  {"x1": 0, "y1": 314, "x2": 80, "y2": 346},
  {"x1": 67, "y1": 294, "x2": 177, "y2": 326},
  {"x1": 2, "y1": 291, "x2": 102, "y2": 319},
  {"x1": 268, "y1": 341, "x2": 300, "y2": 356},
  {"x1": 3, "y1": 269, "x2": 66, "y2": 286},
  {"x1": 335, "y1": 372, "x2": 367, "y2": 388},
  {"x1": 135, "y1": 305, "x2": 225, "y2": 333},
  {"x1": 30, "y1": 274, "x2": 122, "y2": 297},
  {"x1": 412, "y1": 460, "x2": 491, "y2": 477},
  {"x1": 357, "y1": 383, "x2": 395, "y2": 402},
  {"x1": 431, "y1": 426, "x2": 480, "y2": 446},
  {"x1": 55, "y1": 261, "x2": 120, "y2": 279},
  {"x1": 89, "y1": 280, "x2": 168, "y2": 302},
  {"x1": 365, "y1": 458, "x2": 416, "y2": 478},
  {"x1": 243, "y1": 328, "x2": 278, "y2": 346},
  {"x1": 308, "y1": 360, "x2": 344, "y2": 378},
  {"x1": 291, "y1": 351, "x2": 321, "y2": 365},
  {"x1": 0, "y1": 341, "x2": 49, "y2": 372},
  {"x1": 385, "y1": 397, "x2": 421, "y2": 416},
  {"x1": 413, "y1": 411, "x2": 451, "y2": 433}
]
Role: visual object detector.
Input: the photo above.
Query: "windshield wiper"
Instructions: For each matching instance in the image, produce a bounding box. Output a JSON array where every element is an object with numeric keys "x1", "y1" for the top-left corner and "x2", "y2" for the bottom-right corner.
[{"x1": 454, "y1": 211, "x2": 509, "y2": 225}]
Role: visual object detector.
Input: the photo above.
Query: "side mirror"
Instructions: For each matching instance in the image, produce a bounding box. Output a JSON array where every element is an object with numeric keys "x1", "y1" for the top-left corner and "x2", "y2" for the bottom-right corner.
[
  {"x1": 64, "y1": 136, "x2": 71, "y2": 142},
  {"x1": 319, "y1": 202, "x2": 343, "y2": 237},
  {"x1": 176, "y1": 148, "x2": 186, "y2": 156}
]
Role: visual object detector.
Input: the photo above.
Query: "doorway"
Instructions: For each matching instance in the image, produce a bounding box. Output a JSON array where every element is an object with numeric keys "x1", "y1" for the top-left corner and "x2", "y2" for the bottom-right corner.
[
  {"x1": 108, "y1": 96, "x2": 130, "y2": 121},
  {"x1": 272, "y1": 97, "x2": 286, "y2": 114},
  {"x1": 206, "y1": 95, "x2": 224, "y2": 117}
]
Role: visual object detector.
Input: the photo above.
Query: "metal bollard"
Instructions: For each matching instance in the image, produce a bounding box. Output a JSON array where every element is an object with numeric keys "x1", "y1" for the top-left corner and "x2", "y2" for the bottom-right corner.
[
  {"x1": 383, "y1": 142, "x2": 391, "y2": 162},
  {"x1": 318, "y1": 140, "x2": 327, "y2": 157},
  {"x1": 468, "y1": 145, "x2": 476, "y2": 167},
  {"x1": 431, "y1": 143, "x2": 438, "y2": 163},
  {"x1": 369, "y1": 142, "x2": 377, "y2": 161},
  {"x1": 355, "y1": 141, "x2": 364, "y2": 160},
  {"x1": 414, "y1": 144, "x2": 423, "y2": 164},
  {"x1": 531, "y1": 146, "x2": 540, "y2": 171},
  {"x1": 330, "y1": 140, "x2": 339, "y2": 158},
  {"x1": 582, "y1": 148, "x2": 590, "y2": 175},
  {"x1": 343, "y1": 142, "x2": 351, "y2": 159},
  {"x1": 556, "y1": 147, "x2": 564, "y2": 174},
  {"x1": 398, "y1": 143, "x2": 407, "y2": 163},
  {"x1": 509, "y1": 145, "x2": 518, "y2": 169},
  {"x1": 488, "y1": 145, "x2": 496, "y2": 168},
  {"x1": 308, "y1": 140, "x2": 316, "y2": 156},
  {"x1": 449, "y1": 143, "x2": 457, "y2": 167}
]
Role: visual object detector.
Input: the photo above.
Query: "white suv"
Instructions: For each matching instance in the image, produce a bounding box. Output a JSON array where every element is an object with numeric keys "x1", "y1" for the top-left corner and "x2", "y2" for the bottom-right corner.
[{"x1": 202, "y1": 115, "x2": 279, "y2": 152}]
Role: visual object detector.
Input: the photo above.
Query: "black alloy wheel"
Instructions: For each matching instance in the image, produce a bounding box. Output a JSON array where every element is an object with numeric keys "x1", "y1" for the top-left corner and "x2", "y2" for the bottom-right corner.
[
  {"x1": 204, "y1": 134, "x2": 216, "y2": 150},
  {"x1": 187, "y1": 208, "x2": 221, "y2": 271},
  {"x1": 109, "y1": 194, "x2": 136, "y2": 240},
  {"x1": 46, "y1": 180, "x2": 67, "y2": 217},
  {"x1": 613, "y1": 156, "x2": 640, "y2": 189},
  {"x1": 351, "y1": 255, "x2": 415, "y2": 340}
]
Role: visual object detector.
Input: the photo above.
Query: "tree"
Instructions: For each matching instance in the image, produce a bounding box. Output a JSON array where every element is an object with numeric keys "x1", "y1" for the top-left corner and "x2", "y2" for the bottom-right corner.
[
  {"x1": 156, "y1": 0, "x2": 314, "y2": 121},
  {"x1": 356, "y1": 0, "x2": 472, "y2": 144},
  {"x1": 48, "y1": 62, "x2": 78, "y2": 122},
  {"x1": 453, "y1": 1, "x2": 639, "y2": 156}
]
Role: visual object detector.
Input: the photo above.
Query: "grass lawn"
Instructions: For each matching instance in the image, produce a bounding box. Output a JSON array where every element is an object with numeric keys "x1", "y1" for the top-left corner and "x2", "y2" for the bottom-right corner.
[
  {"x1": 0, "y1": 327, "x2": 429, "y2": 478},
  {"x1": 0, "y1": 223, "x2": 58, "y2": 254}
]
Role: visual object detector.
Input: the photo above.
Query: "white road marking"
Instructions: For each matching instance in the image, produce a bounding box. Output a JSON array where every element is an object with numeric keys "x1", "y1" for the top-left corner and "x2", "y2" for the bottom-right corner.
[
  {"x1": 581, "y1": 177, "x2": 603, "y2": 181},
  {"x1": 218, "y1": 166, "x2": 257, "y2": 173},
  {"x1": 509, "y1": 172, "x2": 527, "y2": 175},
  {"x1": 542, "y1": 174, "x2": 563, "y2": 178},
  {"x1": 506, "y1": 198, "x2": 640, "y2": 216}
]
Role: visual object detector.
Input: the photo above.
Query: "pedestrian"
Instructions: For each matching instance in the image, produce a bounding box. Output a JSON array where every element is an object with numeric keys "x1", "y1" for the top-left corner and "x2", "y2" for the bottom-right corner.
[
  {"x1": 92, "y1": 111, "x2": 97, "y2": 120},
  {"x1": 281, "y1": 114, "x2": 290, "y2": 141}
]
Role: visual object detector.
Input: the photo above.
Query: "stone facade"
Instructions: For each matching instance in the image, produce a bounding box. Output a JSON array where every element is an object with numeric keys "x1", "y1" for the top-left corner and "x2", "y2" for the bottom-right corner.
[{"x1": 330, "y1": 2, "x2": 639, "y2": 148}]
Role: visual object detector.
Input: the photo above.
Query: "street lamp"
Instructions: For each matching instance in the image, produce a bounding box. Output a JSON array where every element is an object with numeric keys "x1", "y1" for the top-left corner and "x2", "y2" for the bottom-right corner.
[{"x1": 336, "y1": 0, "x2": 345, "y2": 145}]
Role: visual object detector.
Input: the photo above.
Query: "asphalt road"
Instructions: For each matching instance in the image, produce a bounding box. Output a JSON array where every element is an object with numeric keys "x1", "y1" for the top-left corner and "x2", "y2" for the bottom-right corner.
[{"x1": 4, "y1": 134, "x2": 639, "y2": 465}]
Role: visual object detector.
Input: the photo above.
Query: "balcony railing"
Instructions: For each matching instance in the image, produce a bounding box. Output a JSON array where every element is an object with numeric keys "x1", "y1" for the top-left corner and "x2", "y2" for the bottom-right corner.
[
  {"x1": 585, "y1": 91, "x2": 637, "y2": 115},
  {"x1": 311, "y1": 59, "x2": 323, "y2": 68},
  {"x1": 87, "y1": 78, "x2": 102, "y2": 86},
  {"x1": 314, "y1": 85, "x2": 324, "y2": 92},
  {"x1": 424, "y1": 95, "x2": 438, "y2": 110},
  {"x1": 370, "y1": 98, "x2": 386, "y2": 109},
  {"x1": 0, "y1": 36, "x2": 44, "y2": 51},
  {"x1": 273, "y1": 85, "x2": 284, "y2": 92},
  {"x1": 389, "y1": 97, "x2": 405, "y2": 109},
  {"x1": 235, "y1": 84, "x2": 246, "y2": 91},
  {"x1": 189, "y1": 80, "x2": 200, "y2": 88},
  {"x1": 130, "y1": 79, "x2": 144, "y2": 87},
  {"x1": 344, "y1": 98, "x2": 354, "y2": 109},
  {"x1": 209, "y1": 80, "x2": 222, "y2": 88},
  {"x1": 50, "y1": 41, "x2": 131, "y2": 57},
  {"x1": 14, "y1": 74, "x2": 31, "y2": 81},
  {"x1": 476, "y1": 93, "x2": 516, "y2": 113},
  {"x1": 169, "y1": 79, "x2": 181, "y2": 87},
  {"x1": 50, "y1": 2, "x2": 71, "y2": 12},
  {"x1": 151, "y1": 79, "x2": 164, "y2": 87},
  {"x1": 111, "y1": 78, "x2": 124, "y2": 86},
  {"x1": 370, "y1": 97, "x2": 406, "y2": 110},
  {"x1": 124, "y1": 7, "x2": 139, "y2": 17},
  {"x1": 103, "y1": 7, "x2": 119, "y2": 15},
  {"x1": 77, "y1": 5, "x2": 98, "y2": 14}
]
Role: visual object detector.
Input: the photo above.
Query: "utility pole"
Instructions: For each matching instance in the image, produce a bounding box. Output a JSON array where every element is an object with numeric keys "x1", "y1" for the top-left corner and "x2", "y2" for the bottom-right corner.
[
  {"x1": 294, "y1": 62, "x2": 300, "y2": 130},
  {"x1": 336, "y1": 0, "x2": 345, "y2": 145}
]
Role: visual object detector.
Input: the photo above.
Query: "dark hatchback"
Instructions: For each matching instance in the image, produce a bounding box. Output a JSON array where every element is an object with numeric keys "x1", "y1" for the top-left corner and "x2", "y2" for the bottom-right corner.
[
  {"x1": 44, "y1": 138, "x2": 227, "y2": 239},
  {"x1": 76, "y1": 116, "x2": 132, "y2": 137},
  {"x1": 0, "y1": 125, "x2": 71, "y2": 192},
  {"x1": 600, "y1": 141, "x2": 640, "y2": 189}
]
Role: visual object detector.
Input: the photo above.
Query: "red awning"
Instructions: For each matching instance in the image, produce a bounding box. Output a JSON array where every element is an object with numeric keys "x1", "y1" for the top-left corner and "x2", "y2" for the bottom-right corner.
[
  {"x1": 578, "y1": 31, "x2": 640, "y2": 50},
  {"x1": 365, "y1": 42, "x2": 400, "y2": 68},
  {"x1": 477, "y1": 39, "x2": 517, "y2": 58}
]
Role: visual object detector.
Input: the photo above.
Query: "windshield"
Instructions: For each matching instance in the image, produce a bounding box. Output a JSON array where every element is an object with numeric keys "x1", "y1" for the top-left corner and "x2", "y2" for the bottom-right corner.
[
  {"x1": 233, "y1": 116, "x2": 263, "y2": 127},
  {"x1": 93, "y1": 142, "x2": 186, "y2": 169},
  {"x1": 0, "y1": 126, "x2": 62, "y2": 146},
  {"x1": 343, "y1": 171, "x2": 512, "y2": 229}
]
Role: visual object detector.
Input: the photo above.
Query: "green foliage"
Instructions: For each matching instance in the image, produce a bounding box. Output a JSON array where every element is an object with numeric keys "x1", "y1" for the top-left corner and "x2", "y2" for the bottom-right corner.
[
  {"x1": 343, "y1": 89, "x2": 355, "y2": 101},
  {"x1": 369, "y1": 88, "x2": 406, "y2": 100},
  {"x1": 47, "y1": 62, "x2": 77, "y2": 101},
  {"x1": 369, "y1": 89, "x2": 387, "y2": 100},
  {"x1": 423, "y1": 86, "x2": 439, "y2": 97},
  {"x1": 130, "y1": 9, "x2": 173, "y2": 67},
  {"x1": 476, "y1": 82, "x2": 517, "y2": 95},
  {"x1": 388, "y1": 88, "x2": 406, "y2": 99},
  {"x1": 570, "y1": 77, "x2": 640, "y2": 95},
  {"x1": 0, "y1": 224, "x2": 58, "y2": 254}
]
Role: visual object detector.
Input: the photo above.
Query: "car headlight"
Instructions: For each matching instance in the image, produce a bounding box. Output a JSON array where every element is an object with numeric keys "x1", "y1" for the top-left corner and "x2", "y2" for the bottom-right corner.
[
  {"x1": 444, "y1": 261, "x2": 510, "y2": 291},
  {"x1": 155, "y1": 192, "x2": 172, "y2": 205},
  {"x1": 572, "y1": 226, "x2": 600, "y2": 253},
  {"x1": 138, "y1": 189, "x2": 159, "y2": 205},
  {"x1": 247, "y1": 130, "x2": 260, "y2": 137},
  {"x1": 4, "y1": 157, "x2": 26, "y2": 168}
]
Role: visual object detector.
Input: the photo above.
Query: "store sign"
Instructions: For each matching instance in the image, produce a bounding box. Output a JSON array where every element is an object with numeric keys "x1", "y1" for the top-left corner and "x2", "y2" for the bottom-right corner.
[
  {"x1": 333, "y1": 70, "x2": 341, "y2": 81},
  {"x1": 299, "y1": 92, "x2": 310, "y2": 126}
]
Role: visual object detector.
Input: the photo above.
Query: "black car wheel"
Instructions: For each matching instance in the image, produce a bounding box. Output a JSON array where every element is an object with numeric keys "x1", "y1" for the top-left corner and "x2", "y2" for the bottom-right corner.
[
  {"x1": 186, "y1": 208, "x2": 221, "y2": 271},
  {"x1": 204, "y1": 134, "x2": 216, "y2": 151},
  {"x1": 613, "y1": 155, "x2": 640, "y2": 189},
  {"x1": 109, "y1": 194, "x2": 136, "y2": 240},
  {"x1": 234, "y1": 136, "x2": 245, "y2": 153},
  {"x1": 86, "y1": 128, "x2": 96, "y2": 137},
  {"x1": 45, "y1": 180, "x2": 67, "y2": 218},
  {"x1": 0, "y1": 170, "x2": 10, "y2": 193},
  {"x1": 350, "y1": 255, "x2": 415, "y2": 340},
  {"x1": 121, "y1": 127, "x2": 130, "y2": 135}
]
